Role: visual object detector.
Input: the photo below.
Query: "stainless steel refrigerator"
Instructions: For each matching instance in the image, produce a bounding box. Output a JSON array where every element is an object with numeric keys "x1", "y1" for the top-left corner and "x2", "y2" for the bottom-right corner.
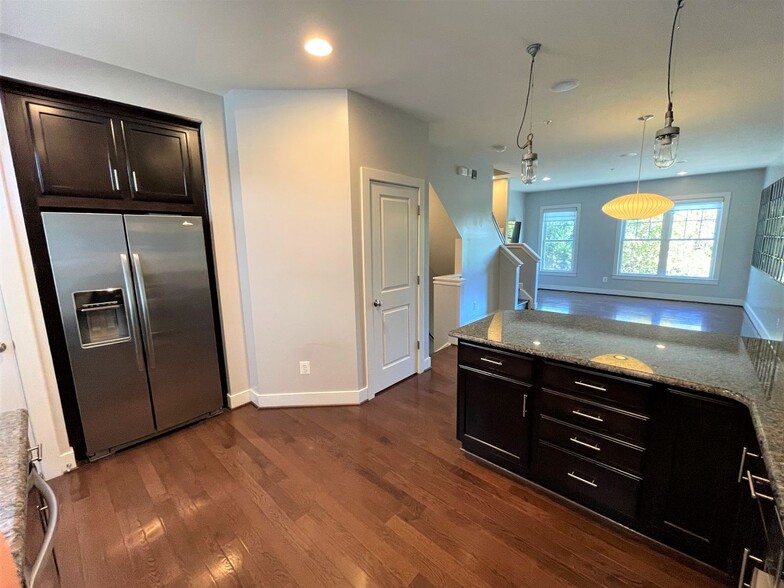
[{"x1": 42, "y1": 212, "x2": 223, "y2": 459}]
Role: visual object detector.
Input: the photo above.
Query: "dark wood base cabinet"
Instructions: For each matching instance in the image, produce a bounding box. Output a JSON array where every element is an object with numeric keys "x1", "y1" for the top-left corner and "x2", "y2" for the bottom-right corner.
[{"x1": 456, "y1": 340, "x2": 772, "y2": 581}]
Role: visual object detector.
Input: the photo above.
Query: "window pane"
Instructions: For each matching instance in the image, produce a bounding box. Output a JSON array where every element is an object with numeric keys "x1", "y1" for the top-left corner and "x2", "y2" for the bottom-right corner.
[
  {"x1": 699, "y1": 218, "x2": 717, "y2": 239},
  {"x1": 666, "y1": 240, "x2": 714, "y2": 278},
  {"x1": 620, "y1": 240, "x2": 661, "y2": 274},
  {"x1": 545, "y1": 220, "x2": 574, "y2": 241},
  {"x1": 543, "y1": 241, "x2": 573, "y2": 272}
]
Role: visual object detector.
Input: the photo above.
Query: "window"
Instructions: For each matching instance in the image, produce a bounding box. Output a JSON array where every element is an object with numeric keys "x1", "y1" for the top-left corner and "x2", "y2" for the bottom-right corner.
[
  {"x1": 616, "y1": 196, "x2": 727, "y2": 281},
  {"x1": 540, "y1": 206, "x2": 579, "y2": 273}
]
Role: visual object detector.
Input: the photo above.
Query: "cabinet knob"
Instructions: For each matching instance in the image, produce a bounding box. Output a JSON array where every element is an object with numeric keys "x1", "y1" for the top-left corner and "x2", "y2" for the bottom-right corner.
[{"x1": 373, "y1": 299, "x2": 382, "y2": 307}]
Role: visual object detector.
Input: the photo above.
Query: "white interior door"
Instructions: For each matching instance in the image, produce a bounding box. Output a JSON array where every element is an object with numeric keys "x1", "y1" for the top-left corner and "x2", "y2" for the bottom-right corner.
[
  {"x1": 0, "y1": 283, "x2": 27, "y2": 413},
  {"x1": 370, "y1": 181, "x2": 419, "y2": 394}
]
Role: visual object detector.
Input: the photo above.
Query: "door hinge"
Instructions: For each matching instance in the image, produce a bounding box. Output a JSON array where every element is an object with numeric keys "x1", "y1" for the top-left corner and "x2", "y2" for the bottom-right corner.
[
  {"x1": 417, "y1": 275, "x2": 420, "y2": 285},
  {"x1": 416, "y1": 341, "x2": 420, "y2": 350},
  {"x1": 417, "y1": 205, "x2": 421, "y2": 216}
]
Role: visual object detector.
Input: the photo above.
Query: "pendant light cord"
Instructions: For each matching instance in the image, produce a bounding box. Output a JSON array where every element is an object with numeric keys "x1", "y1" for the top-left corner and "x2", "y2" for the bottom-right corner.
[
  {"x1": 516, "y1": 55, "x2": 536, "y2": 150},
  {"x1": 636, "y1": 118, "x2": 648, "y2": 193},
  {"x1": 666, "y1": 0, "x2": 685, "y2": 109}
]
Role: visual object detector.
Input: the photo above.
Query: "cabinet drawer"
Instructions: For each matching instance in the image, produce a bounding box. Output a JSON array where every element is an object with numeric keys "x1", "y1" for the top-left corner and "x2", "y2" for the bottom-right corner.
[
  {"x1": 538, "y1": 415, "x2": 645, "y2": 475},
  {"x1": 534, "y1": 441, "x2": 641, "y2": 519},
  {"x1": 542, "y1": 361, "x2": 652, "y2": 413},
  {"x1": 459, "y1": 342, "x2": 533, "y2": 383},
  {"x1": 540, "y1": 388, "x2": 649, "y2": 446}
]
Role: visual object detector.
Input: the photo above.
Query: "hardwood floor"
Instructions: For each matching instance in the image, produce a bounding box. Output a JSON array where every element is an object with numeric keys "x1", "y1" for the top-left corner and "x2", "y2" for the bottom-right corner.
[
  {"x1": 31, "y1": 347, "x2": 727, "y2": 587},
  {"x1": 537, "y1": 289, "x2": 759, "y2": 338}
]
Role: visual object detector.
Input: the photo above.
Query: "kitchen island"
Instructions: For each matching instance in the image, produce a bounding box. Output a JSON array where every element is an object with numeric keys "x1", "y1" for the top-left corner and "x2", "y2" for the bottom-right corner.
[{"x1": 450, "y1": 310, "x2": 783, "y2": 581}]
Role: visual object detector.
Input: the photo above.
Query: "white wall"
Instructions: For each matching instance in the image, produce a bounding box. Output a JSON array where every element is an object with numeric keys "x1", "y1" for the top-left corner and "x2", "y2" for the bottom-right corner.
[
  {"x1": 429, "y1": 146, "x2": 500, "y2": 324},
  {"x1": 524, "y1": 169, "x2": 766, "y2": 304},
  {"x1": 744, "y1": 164, "x2": 784, "y2": 340},
  {"x1": 224, "y1": 90, "x2": 362, "y2": 405},
  {"x1": 346, "y1": 91, "x2": 430, "y2": 386},
  {"x1": 0, "y1": 35, "x2": 250, "y2": 476},
  {"x1": 507, "y1": 189, "x2": 525, "y2": 242}
]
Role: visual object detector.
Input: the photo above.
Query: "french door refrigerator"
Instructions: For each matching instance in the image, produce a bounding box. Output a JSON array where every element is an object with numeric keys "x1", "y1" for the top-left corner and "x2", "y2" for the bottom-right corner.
[{"x1": 42, "y1": 212, "x2": 223, "y2": 460}]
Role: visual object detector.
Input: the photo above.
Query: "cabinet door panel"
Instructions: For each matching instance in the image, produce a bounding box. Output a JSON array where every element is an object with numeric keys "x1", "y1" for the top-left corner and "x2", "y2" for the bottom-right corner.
[
  {"x1": 27, "y1": 102, "x2": 121, "y2": 199},
  {"x1": 122, "y1": 120, "x2": 192, "y2": 204},
  {"x1": 457, "y1": 367, "x2": 531, "y2": 471},
  {"x1": 647, "y1": 389, "x2": 744, "y2": 567}
]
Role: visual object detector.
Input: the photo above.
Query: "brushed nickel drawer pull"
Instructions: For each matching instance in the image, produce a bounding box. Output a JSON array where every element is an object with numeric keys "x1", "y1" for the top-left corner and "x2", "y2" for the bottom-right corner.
[
  {"x1": 571, "y1": 409, "x2": 604, "y2": 423},
  {"x1": 480, "y1": 357, "x2": 503, "y2": 366},
  {"x1": 523, "y1": 394, "x2": 528, "y2": 418},
  {"x1": 575, "y1": 380, "x2": 606, "y2": 392},
  {"x1": 568, "y1": 471, "x2": 597, "y2": 488},
  {"x1": 745, "y1": 470, "x2": 775, "y2": 502},
  {"x1": 570, "y1": 436, "x2": 601, "y2": 451}
]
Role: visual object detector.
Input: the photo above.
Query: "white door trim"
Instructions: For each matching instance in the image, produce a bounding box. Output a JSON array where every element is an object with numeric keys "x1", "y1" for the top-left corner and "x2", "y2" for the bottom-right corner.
[{"x1": 360, "y1": 168, "x2": 429, "y2": 399}]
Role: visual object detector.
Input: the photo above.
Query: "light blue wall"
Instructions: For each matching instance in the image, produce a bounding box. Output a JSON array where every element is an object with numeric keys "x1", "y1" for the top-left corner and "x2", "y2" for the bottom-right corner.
[
  {"x1": 429, "y1": 146, "x2": 501, "y2": 324},
  {"x1": 744, "y1": 164, "x2": 784, "y2": 340},
  {"x1": 523, "y1": 169, "x2": 766, "y2": 304}
]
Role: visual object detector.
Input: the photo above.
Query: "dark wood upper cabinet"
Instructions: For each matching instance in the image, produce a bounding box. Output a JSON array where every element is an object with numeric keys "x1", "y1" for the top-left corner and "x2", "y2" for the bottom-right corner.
[
  {"x1": 27, "y1": 102, "x2": 123, "y2": 199},
  {"x1": 121, "y1": 120, "x2": 192, "y2": 204},
  {"x1": 1, "y1": 78, "x2": 204, "y2": 214}
]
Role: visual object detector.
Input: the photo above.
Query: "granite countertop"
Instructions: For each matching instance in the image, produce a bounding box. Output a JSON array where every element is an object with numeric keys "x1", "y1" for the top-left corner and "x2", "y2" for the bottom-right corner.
[
  {"x1": 451, "y1": 310, "x2": 784, "y2": 511},
  {"x1": 0, "y1": 409, "x2": 29, "y2": 583}
]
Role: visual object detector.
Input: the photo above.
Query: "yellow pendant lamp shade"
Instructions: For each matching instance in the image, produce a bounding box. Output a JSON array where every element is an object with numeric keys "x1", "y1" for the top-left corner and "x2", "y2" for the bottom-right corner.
[
  {"x1": 603, "y1": 114, "x2": 675, "y2": 221},
  {"x1": 601, "y1": 193, "x2": 674, "y2": 220}
]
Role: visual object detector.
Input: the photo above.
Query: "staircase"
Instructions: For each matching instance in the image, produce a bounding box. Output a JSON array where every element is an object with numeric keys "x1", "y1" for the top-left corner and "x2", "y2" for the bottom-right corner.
[{"x1": 498, "y1": 243, "x2": 540, "y2": 310}]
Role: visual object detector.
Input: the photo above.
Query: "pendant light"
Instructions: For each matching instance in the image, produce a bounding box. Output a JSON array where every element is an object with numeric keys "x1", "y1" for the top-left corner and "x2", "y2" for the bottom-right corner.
[
  {"x1": 654, "y1": 0, "x2": 685, "y2": 168},
  {"x1": 517, "y1": 43, "x2": 541, "y2": 184},
  {"x1": 602, "y1": 115, "x2": 675, "y2": 220}
]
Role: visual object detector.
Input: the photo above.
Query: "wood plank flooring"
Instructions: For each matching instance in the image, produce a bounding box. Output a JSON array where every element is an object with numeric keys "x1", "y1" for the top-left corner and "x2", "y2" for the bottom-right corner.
[
  {"x1": 536, "y1": 289, "x2": 759, "y2": 338},
  {"x1": 30, "y1": 347, "x2": 727, "y2": 587}
]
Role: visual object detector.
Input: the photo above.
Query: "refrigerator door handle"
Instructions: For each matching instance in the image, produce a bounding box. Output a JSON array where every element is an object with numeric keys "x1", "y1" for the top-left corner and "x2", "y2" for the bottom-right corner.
[
  {"x1": 120, "y1": 254, "x2": 145, "y2": 372},
  {"x1": 131, "y1": 253, "x2": 156, "y2": 369}
]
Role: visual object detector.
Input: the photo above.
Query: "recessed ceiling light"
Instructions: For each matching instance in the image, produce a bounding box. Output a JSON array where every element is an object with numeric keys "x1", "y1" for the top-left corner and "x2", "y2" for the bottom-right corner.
[
  {"x1": 541, "y1": 176, "x2": 551, "y2": 182},
  {"x1": 491, "y1": 144, "x2": 508, "y2": 153},
  {"x1": 620, "y1": 152, "x2": 638, "y2": 158},
  {"x1": 677, "y1": 171, "x2": 688, "y2": 176},
  {"x1": 304, "y1": 38, "x2": 333, "y2": 57},
  {"x1": 656, "y1": 344, "x2": 666, "y2": 349},
  {"x1": 550, "y1": 80, "x2": 580, "y2": 93}
]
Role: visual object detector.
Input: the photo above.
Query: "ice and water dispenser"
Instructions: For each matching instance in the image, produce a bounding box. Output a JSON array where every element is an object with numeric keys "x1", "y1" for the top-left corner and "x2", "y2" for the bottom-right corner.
[{"x1": 73, "y1": 289, "x2": 130, "y2": 347}]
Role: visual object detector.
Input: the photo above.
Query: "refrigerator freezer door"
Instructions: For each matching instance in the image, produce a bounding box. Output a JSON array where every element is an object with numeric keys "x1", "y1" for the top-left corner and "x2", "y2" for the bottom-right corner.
[
  {"x1": 124, "y1": 215, "x2": 223, "y2": 430},
  {"x1": 41, "y1": 212, "x2": 155, "y2": 456}
]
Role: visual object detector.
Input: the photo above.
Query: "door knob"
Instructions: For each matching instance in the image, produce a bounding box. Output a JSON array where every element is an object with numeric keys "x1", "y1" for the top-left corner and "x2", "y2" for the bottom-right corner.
[
  {"x1": 0, "y1": 342, "x2": 6, "y2": 353},
  {"x1": 373, "y1": 300, "x2": 382, "y2": 307}
]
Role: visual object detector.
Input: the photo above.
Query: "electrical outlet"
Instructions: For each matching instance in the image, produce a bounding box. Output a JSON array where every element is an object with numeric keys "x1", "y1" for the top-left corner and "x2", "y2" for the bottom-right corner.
[
  {"x1": 602, "y1": 276, "x2": 608, "y2": 283},
  {"x1": 299, "y1": 361, "x2": 311, "y2": 375}
]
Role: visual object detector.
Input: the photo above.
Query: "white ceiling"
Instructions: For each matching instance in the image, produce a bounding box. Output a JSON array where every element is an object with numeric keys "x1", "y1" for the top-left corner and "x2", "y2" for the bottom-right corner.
[{"x1": 2, "y1": 0, "x2": 782, "y2": 191}]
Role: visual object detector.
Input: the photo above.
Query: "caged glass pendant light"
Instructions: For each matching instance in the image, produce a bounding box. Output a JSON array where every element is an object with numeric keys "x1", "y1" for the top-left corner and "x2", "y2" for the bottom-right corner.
[
  {"x1": 517, "y1": 43, "x2": 541, "y2": 184},
  {"x1": 602, "y1": 115, "x2": 675, "y2": 220},
  {"x1": 654, "y1": 0, "x2": 686, "y2": 168}
]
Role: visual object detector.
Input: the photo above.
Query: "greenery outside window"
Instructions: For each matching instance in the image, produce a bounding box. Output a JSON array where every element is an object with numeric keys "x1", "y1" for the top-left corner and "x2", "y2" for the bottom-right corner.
[
  {"x1": 540, "y1": 206, "x2": 579, "y2": 274},
  {"x1": 615, "y1": 195, "x2": 728, "y2": 281}
]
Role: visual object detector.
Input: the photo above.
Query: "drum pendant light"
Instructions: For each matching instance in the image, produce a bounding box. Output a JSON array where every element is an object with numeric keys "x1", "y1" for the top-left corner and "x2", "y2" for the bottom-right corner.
[
  {"x1": 602, "y1": 115, "x2": 675, "y2": 220},
  {"x1": 517, "y1": 43, "x2": 541, "y2": 184},
  {"x1": 654, "y1": 0, "x2": 686, "y2": 168}
]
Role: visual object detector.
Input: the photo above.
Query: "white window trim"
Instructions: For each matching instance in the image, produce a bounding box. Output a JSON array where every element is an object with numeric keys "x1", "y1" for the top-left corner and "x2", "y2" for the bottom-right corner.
[
  {"x1": 539, "y1": 204, "x2": 580, "y2": 276},
  {"x1": 612, "y1": 192, "x2": 731, "y2": 284}
]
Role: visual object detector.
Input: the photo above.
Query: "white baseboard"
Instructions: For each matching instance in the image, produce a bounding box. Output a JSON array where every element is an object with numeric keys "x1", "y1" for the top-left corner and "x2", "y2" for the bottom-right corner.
[
  {"x1": 539, "y1": 286, "x2": 744, "y2": 306},
  {"x1": 251, "y1": 387, "x2": 369, "y2": 408},
  {"x1": 743, "y1": 302, "x2": 774, "y2": 340},
  {"x1": 226, "y1": 388, "x2": 252, "y2": 409},
  {"x1": 42, "y1": 448, "x2": 76, "y2": 480},
  {"x1": 434, "y1": 342, "x2": 452, "y2": 353},
  {"x1": 419, "y1": 355, "x2": 432, "y2": 373}
]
